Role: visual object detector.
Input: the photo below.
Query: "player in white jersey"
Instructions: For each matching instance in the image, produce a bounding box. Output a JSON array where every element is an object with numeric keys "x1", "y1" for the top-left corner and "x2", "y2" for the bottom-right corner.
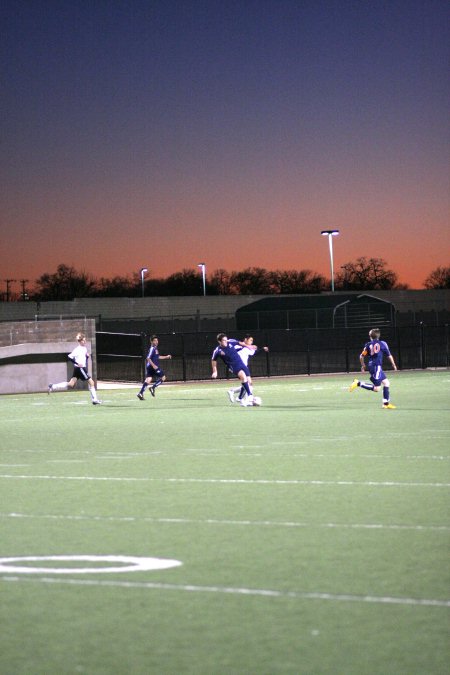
[
  {"x1": 48, "y1": 333, "x2": 101, "y2": 405},
  {"x1": 227, "y1": 335, "x2": 268, "y2": 403}
]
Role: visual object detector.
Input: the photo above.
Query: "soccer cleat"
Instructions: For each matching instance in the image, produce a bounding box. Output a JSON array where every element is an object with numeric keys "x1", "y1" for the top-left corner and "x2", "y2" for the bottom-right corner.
[
  {"x1": 383, "y1": 403, "x2": 396, "y2": 409},
  {"x1": 227, "y1": 389, "x2": 235, "y2": 403},
  {"x1": 349, "y1": 379, "x2": 359, "y2": 392},
  {"x1": 48, "y1": 384, "x2": 53, "y2": 394},
  {"x1": 92, "y1": 400, "x2": 102, "y2": 405},
  {"x1": 150, "y1": 386, "x2": 156, "y2": 397},
  {"x1": 137, "y1": 393, "x2": 144, "y2": 401}
]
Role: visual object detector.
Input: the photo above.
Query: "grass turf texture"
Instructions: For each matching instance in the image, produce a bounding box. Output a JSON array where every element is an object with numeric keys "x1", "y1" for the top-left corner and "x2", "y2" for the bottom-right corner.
[{"x1": 1, "y1": 371, "x2": 449, "y2": 674}]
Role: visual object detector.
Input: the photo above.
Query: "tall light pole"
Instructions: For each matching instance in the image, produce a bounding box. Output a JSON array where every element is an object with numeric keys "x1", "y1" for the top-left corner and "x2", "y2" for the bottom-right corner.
[
  {"x1": 140, "y1": 267, "x2": 148, "y2": 297},
  {"x1": 321, "y1": 230, "x2": 340, "y2": 292},
  {"x1": 197, "y1": 263, "x2": 206, "y2": 296}
]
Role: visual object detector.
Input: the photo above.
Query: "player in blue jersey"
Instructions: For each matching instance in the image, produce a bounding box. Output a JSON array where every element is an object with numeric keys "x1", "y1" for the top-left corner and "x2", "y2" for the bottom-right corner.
[
  {"x1": 211, "y1": 333, "x2": 254, "y2": 406},
  {"x1": 349, "y1": 328, "x2": 397, "y2": 408},
  {"x1": 227, "y1": 334, "x2": 269, "y2": 403},
  {"x1": 137, "y1": 335, "x2": 172, "y2": 400}
]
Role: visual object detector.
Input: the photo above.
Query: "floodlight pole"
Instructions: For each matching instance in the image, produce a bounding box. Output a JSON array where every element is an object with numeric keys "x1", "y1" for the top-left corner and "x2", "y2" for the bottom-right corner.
[
  {"x1": 197, "y1": 263, "x2": 206, "y2": 296},
  {"x1": 140, "y1": 267, "x2": 148, "y2": 297},
  {"x1": 320, "y1": 230, "x2": 340, "y2": 292}
]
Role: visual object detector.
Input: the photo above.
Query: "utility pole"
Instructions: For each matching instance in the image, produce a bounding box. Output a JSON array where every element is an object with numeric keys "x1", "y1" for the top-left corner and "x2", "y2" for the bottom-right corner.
[
  {"x1": 20, "y1": 279, "x2": 29, "y2": 301},
  {"x1": 3, "y1": 279, "x2": 17, "y2": 302}
]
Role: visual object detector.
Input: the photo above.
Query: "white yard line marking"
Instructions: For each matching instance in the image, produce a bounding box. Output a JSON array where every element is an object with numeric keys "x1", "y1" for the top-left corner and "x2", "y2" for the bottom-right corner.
[
  {"x1": 0, "y1": 555, "x2": 182, "y2": 574},
  {"x1": 1, "y1": 576, "x2": 448, "y2": 608},
  {"x1": 0, "y1": 474, "x2": 449, "y2": 487},
  {"x1": 3, "y1": 512, "x2": 449, "y2": 532}
]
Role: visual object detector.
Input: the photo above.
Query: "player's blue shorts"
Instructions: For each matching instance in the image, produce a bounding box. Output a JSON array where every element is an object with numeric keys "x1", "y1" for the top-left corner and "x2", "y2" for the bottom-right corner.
[
  {"x1": 369, "y1": 366, "x2": 386, "y2": 387},
  {"x1": 230, "y1": 363, "x2": 250, "y2": 377},
  {"x1": 146, "y1": 366, "x2": 164, "y2": 378}
]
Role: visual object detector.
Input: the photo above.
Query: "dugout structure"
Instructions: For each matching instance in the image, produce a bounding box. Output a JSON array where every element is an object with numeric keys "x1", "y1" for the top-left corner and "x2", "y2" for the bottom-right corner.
[
  {"x1": 236, "y1": 294, "x2": 396, "y2": 330},
  {"x1": 96, "y1": 324, "x2": 449, "y2": 383},
  {"x1": 0, "y1": 318, "x2": 97, "y2": 394}
]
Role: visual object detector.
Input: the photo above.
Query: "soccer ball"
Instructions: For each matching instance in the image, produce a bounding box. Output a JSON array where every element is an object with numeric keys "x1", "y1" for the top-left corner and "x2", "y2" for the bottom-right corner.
[{"x1": 252, "y1": 396, "x2": 262, "y2": 406}]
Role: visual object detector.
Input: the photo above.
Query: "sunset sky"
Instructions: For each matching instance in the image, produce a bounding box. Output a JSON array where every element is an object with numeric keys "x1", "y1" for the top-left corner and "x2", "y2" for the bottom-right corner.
[{"x1": 1, "y1": 0, "x2": 449, "y2": 292}]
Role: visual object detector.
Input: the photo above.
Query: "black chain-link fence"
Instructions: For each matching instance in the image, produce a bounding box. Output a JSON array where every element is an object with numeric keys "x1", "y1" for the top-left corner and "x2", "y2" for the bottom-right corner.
[{"x1": 96, "y1": 324, "x2": 450, "y2": 382}]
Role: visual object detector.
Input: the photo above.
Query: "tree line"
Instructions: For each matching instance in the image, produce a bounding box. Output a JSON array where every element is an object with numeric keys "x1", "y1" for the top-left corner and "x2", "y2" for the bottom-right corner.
[{"x1": 3, "y1": 259, "x2": 450, "y2": 301}]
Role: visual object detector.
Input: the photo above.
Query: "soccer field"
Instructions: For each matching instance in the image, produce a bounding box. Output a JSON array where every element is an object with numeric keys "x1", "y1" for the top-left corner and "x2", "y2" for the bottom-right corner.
[{"x1": 1, "y1": 370, "x2": 449, "y2": 674}]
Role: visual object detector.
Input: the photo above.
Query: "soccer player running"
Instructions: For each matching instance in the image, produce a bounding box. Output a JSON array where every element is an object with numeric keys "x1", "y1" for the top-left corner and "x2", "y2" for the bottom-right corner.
[
  {"x1": 137, "y1": 335, "x2": 172, "y2": 400},
  {"x1": 48, "y1": 332, "x2": 101, "y2": 405},
  {"x1": 211, "y1": 333, "x2": 254, "y2": 407},
  {"x1": 227, "y1": 334, "x2": 269, "y2": 403},
  {"x1": 350, "y1": 328, "x2": 398, "y2": 409}
]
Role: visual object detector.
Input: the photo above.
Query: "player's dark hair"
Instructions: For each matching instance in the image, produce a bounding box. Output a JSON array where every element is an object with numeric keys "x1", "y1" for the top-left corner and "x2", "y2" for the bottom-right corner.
[
  {"x1": 150, "y1": 335, "x2": 158, "y2": 341},
  {"x1": 217, "y1": 333, "x2": 227, "y2": 342}
]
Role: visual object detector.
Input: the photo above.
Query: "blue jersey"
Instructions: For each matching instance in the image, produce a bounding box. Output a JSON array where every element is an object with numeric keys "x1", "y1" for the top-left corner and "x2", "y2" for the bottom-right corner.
[
  {"x1": 212, "y1": 339, "x2": 247, "y2": 374},
  {"x1": 147, "y1": 345, "x2": 160, "y2": 367},
  {"x1": 361, "y1": 339, "x2": 391, "y2": 369}
]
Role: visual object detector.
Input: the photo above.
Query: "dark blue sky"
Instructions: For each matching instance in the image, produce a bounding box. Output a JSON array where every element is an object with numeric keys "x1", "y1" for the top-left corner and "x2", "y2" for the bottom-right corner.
[{"x1": 1, "y1": 0, "x2": 449, "y2": 289}]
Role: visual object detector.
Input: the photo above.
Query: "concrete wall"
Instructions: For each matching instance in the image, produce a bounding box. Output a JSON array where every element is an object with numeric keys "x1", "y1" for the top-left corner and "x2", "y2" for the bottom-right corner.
[
  {"x1": 0, "y1": 319, "x2": 96, "y2": 394},
  {"x1": 0, "y1": 290, "x2": 448, "y2": 324}
]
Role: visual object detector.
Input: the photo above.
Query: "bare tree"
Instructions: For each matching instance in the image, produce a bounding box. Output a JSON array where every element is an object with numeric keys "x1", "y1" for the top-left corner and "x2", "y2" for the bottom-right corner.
[
  {"x1": 32, "y1": 264, "x2": 97, "y2": 301},
  {"x1": 164, "y1": 269, "x2": 205, "y2": 295},
  {"x1": 269, "y1": 269, "x2": 327, "y2": 294},
  {"x1": 96, "y1": 275, "x2": 136, "y2": 297},
  {"x1": 336, "y1": 257, "x2": 400, "y2": 291},
  {"x1": 423, "y1": 266, "x2": 450, "y2": 289},
  {"x1": 229, "y1": 268, "x2": 274, "y2": 295},
  {"x1": 209, "y1": 268, "x2": 233, "y2": 295}
]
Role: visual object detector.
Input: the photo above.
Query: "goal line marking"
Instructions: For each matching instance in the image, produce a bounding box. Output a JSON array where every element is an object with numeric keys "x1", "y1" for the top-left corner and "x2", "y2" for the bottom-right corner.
[
  {"x1": 2, "y1": 576, "x2": 449, "y2": 608},
  {"x1": 1, "y1": 474, "x2": 449, "y2": 487},
  {"x1": 3, "y1": 512, "x2": 449, "y2": 532}
]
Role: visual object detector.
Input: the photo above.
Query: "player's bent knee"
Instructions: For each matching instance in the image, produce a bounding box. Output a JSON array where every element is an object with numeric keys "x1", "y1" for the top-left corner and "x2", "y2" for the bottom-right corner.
[
  {"x1": 373, "y1": 385, "x2": 381, "y2": 392},
  {"x1": 382, "y1": 378, "x2": 390, "y2": 387}
]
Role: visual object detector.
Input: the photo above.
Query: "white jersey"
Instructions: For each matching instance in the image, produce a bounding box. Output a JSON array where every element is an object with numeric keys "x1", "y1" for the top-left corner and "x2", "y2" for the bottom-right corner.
[
  {"x1": 68, "y1": 344, "x2": 89, "y2": 368},
  {"x1": 235, "y1": 346, "x2": 256, "y2": 367}
]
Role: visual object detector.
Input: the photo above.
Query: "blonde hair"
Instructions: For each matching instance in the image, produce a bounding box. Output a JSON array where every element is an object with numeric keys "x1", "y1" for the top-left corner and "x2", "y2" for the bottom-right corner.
[{"x1": 76, "y1": 333, "x2": 86, "y2": 342}]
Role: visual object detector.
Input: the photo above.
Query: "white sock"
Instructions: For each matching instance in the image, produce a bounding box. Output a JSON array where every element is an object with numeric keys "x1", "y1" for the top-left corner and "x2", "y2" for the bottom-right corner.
[
  {"x1": 51, "y1": 382, "x2": 69, "y2": 391},
  {"x1": 89, "y1": 386, "x2": 98, "y2": 402}
]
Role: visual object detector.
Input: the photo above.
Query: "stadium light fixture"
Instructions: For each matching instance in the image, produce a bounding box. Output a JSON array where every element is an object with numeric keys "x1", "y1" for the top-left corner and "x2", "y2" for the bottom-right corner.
[
  {"x1": 140, "y1": 267, "x2": 148, "y2": 297},
  {"x1": 197, "y1": 263, "x2": 206, "y2": 296},
  {"x1": 321, "y1": 230, "x2": 340, "y2": 292}
]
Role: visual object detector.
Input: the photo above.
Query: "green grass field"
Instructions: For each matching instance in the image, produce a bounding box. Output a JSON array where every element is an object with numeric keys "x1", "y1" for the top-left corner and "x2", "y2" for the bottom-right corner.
[{"x1": 1, "y1": 370, "x2": 449, "y2": 674}]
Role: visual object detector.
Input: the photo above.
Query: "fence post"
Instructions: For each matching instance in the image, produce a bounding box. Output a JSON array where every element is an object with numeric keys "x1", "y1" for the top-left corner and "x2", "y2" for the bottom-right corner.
[
  {"x1": 265, "y1": 330, "x2": 271, "y2": 377},
  {"x1": 306, "y1": 329, "x2": 311, "y2": 376},
  {"x1": 345, "y1": 328, "x2": 350, "y2": 373},
  {"x1": 181, "y1": 333, "x2": 187, "y2": 381},
  {"x1": 420, "y1": 322, "x2": 426, "y2": 369},
  {"x1": 396, "y1": 326, "x2": 402, "y2": 370},
  {"x1": 446, "y1": 324, "x2": 449, "y2": 369},
  {"x1": 140, "y1": 332, "x2": 148, "y2": 380}
]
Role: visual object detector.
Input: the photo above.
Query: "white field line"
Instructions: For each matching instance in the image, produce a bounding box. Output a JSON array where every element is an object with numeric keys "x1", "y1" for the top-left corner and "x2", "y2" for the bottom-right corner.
[
  {"x1": 1, "y1": 474, "x2": 449, "y2": 487},
  {"x1": 1, "y1": 576, "x2": 449, "y2": 608},
  {"x1": 3, "y1": 512, "x2": 449, "y2": 532},
  {"x1": 3, "y1": 449, "x2": 449, "y2": 461},
  {"x1": 4, "y1": 453, "x2": 450, "y2": 464}
]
